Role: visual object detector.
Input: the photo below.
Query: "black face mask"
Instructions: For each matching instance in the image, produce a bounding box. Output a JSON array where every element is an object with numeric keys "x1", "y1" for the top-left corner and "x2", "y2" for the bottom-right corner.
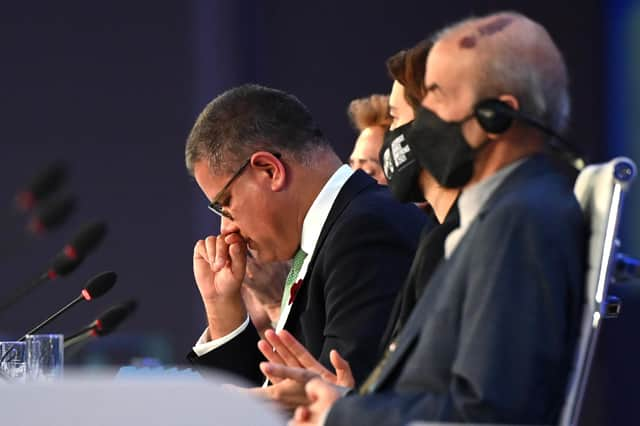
[
  {"x1": 406, "y1": 106, "x2": 479, "y2": 188},
  {"x1": 380, "y1": 121, "x2": 425, "y2": 203}
]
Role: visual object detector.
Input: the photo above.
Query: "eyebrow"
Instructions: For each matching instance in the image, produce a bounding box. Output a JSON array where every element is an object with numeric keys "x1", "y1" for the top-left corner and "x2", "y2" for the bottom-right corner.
[{"x1": 424, "y1": 83, "x2": 445, "y2": 98}]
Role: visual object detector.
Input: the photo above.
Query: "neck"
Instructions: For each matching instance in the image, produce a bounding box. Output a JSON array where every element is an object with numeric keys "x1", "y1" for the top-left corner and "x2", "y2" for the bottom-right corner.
[
  {"x1": 420, "y1": 172, "x2": 460, "y2": 224},
  {"x1": 282, "y1": 149, "x2": 342, "y2": 252},
  {"x1": 466, "y1": 133, "x2": 543, "y2": 188}
]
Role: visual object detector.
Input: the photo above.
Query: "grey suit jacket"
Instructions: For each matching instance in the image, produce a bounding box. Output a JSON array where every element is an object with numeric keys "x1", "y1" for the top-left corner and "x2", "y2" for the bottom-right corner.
[{"x1": 328, "y1": 155, "x2": 586, "y2": 425}]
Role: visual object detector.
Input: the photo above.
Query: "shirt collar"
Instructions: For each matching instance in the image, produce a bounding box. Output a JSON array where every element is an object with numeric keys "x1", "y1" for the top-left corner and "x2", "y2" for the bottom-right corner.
[
  {"x1": 300, "y1": 165, "x2": 354, "y2": 257},
  {"x1": 456, "y1": 157, "x2": 527, "y2": 229}
]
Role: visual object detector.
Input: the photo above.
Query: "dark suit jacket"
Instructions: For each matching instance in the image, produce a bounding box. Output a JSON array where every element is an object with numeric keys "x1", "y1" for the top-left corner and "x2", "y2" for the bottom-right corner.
[
  {"x1": 328, "y1": 155, "x2": 586, "y2": 425},
  {"x1": 379, "y1": 201, "x2": 460, "y2": 355},
  {"x1": 187, "y1": 170, "x2": 431, "y2": 385}
]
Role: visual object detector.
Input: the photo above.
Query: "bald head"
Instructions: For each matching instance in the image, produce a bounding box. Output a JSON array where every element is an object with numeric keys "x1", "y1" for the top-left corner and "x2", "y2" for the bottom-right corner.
[{"x1": 432, "y1": 12, "x2": 570, "y2": 135}]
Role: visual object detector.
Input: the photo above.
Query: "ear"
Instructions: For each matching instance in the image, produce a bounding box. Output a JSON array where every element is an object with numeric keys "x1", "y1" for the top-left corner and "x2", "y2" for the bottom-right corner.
[
  {"x1": 249, "y1": 151, "x2": 287, "y2": 191},
  {"x1": 498, "y1": 94, "x2": 520, "y2": 112}
]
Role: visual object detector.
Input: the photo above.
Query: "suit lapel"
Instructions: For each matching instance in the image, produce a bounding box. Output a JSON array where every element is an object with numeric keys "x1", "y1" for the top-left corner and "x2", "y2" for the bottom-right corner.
[{"x1": 284, "y1": 170, "x2": 376, "y2": 330}]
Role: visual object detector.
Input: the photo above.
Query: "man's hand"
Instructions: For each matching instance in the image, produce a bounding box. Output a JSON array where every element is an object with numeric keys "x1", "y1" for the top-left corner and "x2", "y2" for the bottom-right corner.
[
  {"x1": 248, "y1": 378, "x2": 310, "y2": 411},
  {"x1": 244, "y1": 256, "x2": 290, "y2": 307},
  {"x1": 290, "y1": 378, "x2": 342, "y2": 426},
  {"x1": 193, "y1": 233, "x2": 248, "y2": 338},
  {"x1": 258, "y1": 329, "x2": 355, "y2": 387},
  {"x1": 242, "y1": 257, "x2": 291, "y2": 330}
]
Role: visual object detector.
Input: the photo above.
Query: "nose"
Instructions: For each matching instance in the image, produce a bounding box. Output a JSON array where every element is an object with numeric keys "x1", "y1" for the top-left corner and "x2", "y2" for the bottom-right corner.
[{"x1": 219, "y1": 215, "x2": 239, "y2": 236}]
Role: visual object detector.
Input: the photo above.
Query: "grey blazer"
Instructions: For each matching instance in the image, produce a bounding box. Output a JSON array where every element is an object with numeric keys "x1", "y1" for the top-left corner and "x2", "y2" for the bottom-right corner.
[{"x1": 328, "y1": 155, "x2": 586, "y2": 425}]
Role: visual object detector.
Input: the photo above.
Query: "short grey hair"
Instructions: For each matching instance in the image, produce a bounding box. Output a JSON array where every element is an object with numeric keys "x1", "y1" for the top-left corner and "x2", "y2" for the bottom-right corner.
[{"x1": 185, "y1": 84, "x2": 330, "y2": 175}]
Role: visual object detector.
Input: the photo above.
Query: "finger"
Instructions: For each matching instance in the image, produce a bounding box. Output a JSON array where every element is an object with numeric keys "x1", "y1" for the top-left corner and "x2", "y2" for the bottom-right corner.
[
  {"x1": 212, "y1": 234, "x2": 230, "y2": 271},
  {"x1": 224, "y1": 232, "x2": 244, "y2": 246},
  {"x1": 330, "y1": 350, "x2": 354, "y2": 388},
  {"x1": 245, "y1": 386, "x2": 268, "y2": 399},
  {"x1": 245, "y1": 256, "x2": 257, "y2": 280},
  {"x1": 264, "y1": 329, "x2": 302, "y2": 368},
  {"x1": 293, "y1": 406, "x2": 311, "y2": 423},
  {"x1": 279, "y1": 330, "x2": 329, "y2": 373},
  {"x1": 203, "y1": 235, "x2": 222, "y2": 271},
  {"x1": 259, "y1": 362, "x2": 318, "y2": 384},
  {"x1": 194, "y1": 239, "x2": 211, "y2": 262},
  {"x1": 229, "y1": 239, "x2": 248, "y2": 281},
  {"x1": 258, "y1": 339, "x2": 285, "y2": 365}
]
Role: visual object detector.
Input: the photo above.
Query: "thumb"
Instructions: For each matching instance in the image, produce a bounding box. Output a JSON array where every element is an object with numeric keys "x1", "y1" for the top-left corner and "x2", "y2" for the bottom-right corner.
[
  {"x1": 228, "y1": 241, "x2": 247, "y2": 280},
  {"x1": 330, "y1": 350, "x2": 354, "y2": 388}
]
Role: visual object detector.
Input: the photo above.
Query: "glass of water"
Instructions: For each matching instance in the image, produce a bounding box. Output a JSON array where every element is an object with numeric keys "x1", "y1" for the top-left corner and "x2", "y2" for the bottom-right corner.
[
  {"x1": 0, "y1": 341, "x2": 27, "y2": 383},
  {"x1": 25, "y1": 334, "x2": 63, "y2": 381}
]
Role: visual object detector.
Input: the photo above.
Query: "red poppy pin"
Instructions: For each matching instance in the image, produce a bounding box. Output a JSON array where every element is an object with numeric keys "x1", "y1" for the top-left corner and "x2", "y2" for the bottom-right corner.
[{"x1": 289, "y1": 279, "x2": 303, "y2": 305}]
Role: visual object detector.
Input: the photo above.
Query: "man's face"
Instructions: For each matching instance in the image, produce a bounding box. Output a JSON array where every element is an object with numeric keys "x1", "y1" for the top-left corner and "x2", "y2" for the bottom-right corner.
[
  {"x1": 421, "y1": 41, "x2": 486, "y2": 148},
  {"x1": 349, "y1": 126, "x2": 387, "y2": 185},
  {"x1": 193, "y1": 160, "x2": 286, "y2": 262},
  {"x1": 389, "y1": 81, "x2": 415, "y2": 130}
]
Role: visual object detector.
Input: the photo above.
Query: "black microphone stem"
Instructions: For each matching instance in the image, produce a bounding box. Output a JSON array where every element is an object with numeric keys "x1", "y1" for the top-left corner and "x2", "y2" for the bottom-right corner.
[
  {"x1": 0, "y1": 272, "x2": 49, "y2": 315},
  {"x1": 64, "y1": 329, "x2": 93, "y2": 350},
  {"x1": 18, "y1": 294, "x2": 84, "y2": 341},
  {"x1": 64, "y1": 325, "x2": 94, "y2": 343}
]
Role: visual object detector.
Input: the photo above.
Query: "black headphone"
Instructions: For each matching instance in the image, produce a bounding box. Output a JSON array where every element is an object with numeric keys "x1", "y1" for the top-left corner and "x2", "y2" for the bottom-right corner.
[{"x1": 473, "y1": 98, "x2": 585, "y2": 169}]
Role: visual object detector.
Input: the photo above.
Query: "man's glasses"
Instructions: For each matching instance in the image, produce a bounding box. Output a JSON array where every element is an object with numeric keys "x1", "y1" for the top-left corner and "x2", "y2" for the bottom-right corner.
[{"x1": 208, "y1": 152, "x2": 281, "y2": 220}]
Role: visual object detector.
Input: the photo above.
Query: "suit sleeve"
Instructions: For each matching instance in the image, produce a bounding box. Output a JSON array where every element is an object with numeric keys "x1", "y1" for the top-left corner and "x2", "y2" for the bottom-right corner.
[
  {"x1": 186, "y1": 323, "x2": 266, "y2": 386},
  {"x1": 316, "y1": 209, "x2": 425, "y2": 385},
  {"x1": 326, "y1": 200, "x2": 585, "y2": 425}
]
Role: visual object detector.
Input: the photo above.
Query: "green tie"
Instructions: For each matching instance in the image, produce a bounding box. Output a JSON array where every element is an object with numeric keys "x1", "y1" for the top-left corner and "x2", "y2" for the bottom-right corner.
[{"x1": 280, "y1": 248, "x2": 307, "y2": 311}]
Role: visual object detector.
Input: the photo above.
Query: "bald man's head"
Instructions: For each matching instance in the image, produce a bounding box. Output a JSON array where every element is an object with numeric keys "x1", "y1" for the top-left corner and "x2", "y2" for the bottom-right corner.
[{"x1": 431, "y1": 12, "x2": 570, "y2": 136}]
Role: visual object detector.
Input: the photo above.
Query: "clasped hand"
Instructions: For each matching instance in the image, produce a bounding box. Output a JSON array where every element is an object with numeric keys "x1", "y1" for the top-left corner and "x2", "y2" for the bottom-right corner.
[{"x1": 193, "y1": 233, "x2": 248, "y2": 338}]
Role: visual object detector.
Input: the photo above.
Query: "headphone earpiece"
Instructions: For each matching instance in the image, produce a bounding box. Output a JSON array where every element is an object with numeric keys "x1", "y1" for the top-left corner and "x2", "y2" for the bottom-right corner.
[
  {"x1": 473, "y1": 98, "x2": 585, "y2": 171},
  {"x1": 474, "y1": 99, "x2": 518, "y2": 134}
]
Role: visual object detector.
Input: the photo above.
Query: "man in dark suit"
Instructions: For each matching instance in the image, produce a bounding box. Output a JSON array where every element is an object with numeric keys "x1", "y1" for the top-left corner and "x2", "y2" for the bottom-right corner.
[
  {"x1": 276, "y1": 12, "x2": 586, "y2": 425},
  {"x1": 183, "y1": 84, "x2": 428, "y2": 400}
]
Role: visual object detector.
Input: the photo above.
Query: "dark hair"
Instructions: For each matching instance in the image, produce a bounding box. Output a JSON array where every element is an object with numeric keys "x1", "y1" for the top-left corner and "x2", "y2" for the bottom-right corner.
[
  {"x1": 347, "y1": 94, "x2": 392, "y2": 132},
  {"x1": 185, "y1": 84, "x2": 329, "y2": 175},
  {"x1": 386, "y1": 39, "x2": 433, "y2": 111}
]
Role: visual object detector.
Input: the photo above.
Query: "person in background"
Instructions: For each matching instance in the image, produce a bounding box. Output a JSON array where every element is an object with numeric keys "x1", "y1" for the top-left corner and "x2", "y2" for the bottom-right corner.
[{"x1": 347, "y1": 94, "x2": 392, "y2": 185}]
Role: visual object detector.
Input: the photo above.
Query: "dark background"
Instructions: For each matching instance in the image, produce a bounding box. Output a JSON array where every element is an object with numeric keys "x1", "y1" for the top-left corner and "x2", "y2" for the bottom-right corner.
[{"x1": 0, "y1": 1, "x2": 636, "y2": 424}]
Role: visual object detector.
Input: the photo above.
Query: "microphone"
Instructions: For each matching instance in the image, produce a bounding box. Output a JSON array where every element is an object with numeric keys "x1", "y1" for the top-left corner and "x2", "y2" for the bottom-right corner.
[
  {"x1": 64, "y1": 300, "x2": 138, "y2": 349},
  {"x1": 14, "y1": 162, "x2": 68, "y2": 212},
  {"x1": 0, "y1": 195, "x2": 76, "y2": 261},
  {"x1": 18, "y1": 271, "x2": 117, "y2": 341},
  {"x1": 0, "y1": 221, "x2": 107, "y2": 314},
  {"x1": 60, "y1": 221, "x2": 108, "y2": 261},
  {"x1": 27, "y1": 194, "x2": 76, "y2": 235}
]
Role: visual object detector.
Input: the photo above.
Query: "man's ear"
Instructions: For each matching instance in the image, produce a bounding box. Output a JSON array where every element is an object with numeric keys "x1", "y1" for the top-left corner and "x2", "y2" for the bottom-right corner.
[
  {"x1": 250, "y1": 151, "x2": 286, "y2": 191},
  {"x1": 484, "y1": 94, "x2": 520, "y2": 141},
  {"x1": 498, "y1": 94, "x2": 520, "y2": 112}
]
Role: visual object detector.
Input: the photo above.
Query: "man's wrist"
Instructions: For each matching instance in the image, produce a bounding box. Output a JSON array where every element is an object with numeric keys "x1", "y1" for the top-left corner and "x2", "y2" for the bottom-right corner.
[{"x1": 204, "y1": 295, "x2": 247, "y2": 339}]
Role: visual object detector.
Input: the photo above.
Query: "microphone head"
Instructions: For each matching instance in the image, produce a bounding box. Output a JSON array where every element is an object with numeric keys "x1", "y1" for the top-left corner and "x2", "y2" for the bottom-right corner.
[
  {"x1": 28, "y1": 194, "x2": 76, "y2": 235},
  {"x1": 81, "y1": 271, "x2": 117, "y2": 301},
  {"x1": 94, "y1": 300, "x2": 138, "y2": 336},
  {"x1": 65, "y1": 221, "x2": 107, "y2": 260},
  {"x1": 48, "y1": 252, "x2": 83, "y2": 279},
  {"x1": 16, "y1": 162, "x2": 68, "y2": 211}
]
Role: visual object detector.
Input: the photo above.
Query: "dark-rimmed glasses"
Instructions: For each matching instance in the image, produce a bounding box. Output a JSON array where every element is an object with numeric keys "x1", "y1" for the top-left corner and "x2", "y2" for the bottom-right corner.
[{"x1": 208, "y1": 152, "x2": 281, "y2": 220}]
